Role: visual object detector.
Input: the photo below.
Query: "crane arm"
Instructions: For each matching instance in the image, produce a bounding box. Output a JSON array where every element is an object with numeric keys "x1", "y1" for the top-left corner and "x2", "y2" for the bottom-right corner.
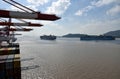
[
  {"x1": 0, "y1": 22, "x2": 43, "y2": 27},
  {"x1": 0, "y1": 10, "x2": 60, "y2": 21}
]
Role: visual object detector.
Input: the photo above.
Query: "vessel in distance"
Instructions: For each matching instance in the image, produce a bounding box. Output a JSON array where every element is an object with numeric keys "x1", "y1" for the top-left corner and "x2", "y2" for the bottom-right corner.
[
  {"x1": 80, "y1": 35, "x2": 115, "y2": 40},
  {"x1": 40, "y1": 35, "x2": 56, "y2": 40}
]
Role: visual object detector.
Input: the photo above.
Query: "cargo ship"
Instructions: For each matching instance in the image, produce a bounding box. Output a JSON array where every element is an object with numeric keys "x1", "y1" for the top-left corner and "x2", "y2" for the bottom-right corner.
[
  {"x1": 80, "y1": 35, "x2": 115, "y2": 40},
  {"x1": 40, "y1": 35, "x2": 56, "y2": 40}
]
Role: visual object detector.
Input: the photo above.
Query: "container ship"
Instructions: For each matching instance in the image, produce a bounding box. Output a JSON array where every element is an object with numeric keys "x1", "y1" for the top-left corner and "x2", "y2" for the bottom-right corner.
[
  {"x1": 40, "y1": 35, "x2": 56, "y2": 40},
  {"x1": 80, "y1": 35, "x2": 115, "y2": 40}
]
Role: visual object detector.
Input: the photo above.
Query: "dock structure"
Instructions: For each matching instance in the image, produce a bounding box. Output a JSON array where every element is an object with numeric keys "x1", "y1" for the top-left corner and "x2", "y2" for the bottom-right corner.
[
  {"x1": 0, "y1": 0, "x2": 60, "y2": 79},
  {"x1": 0, "y1": 43, "x2": 21, "y2": 79}
]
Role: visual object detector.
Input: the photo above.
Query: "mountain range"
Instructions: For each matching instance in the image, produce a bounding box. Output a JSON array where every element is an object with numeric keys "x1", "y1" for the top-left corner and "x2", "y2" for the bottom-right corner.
[
  {"x1": 104, "y1": 30, "x2": 120, "y2": 38},
  {"x1": 62, "y1": 30, "x2": 120, "y2": 38}
]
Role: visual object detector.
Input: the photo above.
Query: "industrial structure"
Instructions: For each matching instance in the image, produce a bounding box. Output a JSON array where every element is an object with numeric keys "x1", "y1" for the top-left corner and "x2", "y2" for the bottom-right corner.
[{"x1": 0, "y1": 0, "x2": 60, "y2": 79}]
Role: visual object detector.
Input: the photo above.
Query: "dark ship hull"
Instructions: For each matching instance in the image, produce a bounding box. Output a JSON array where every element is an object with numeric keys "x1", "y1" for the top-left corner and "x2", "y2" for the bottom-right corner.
[
  {"x1": 80, "y1": 35, "x2": 115, "y2": 40},
  {"x1": 40, "y1": 35, "x2": 56, "y2": 40}
]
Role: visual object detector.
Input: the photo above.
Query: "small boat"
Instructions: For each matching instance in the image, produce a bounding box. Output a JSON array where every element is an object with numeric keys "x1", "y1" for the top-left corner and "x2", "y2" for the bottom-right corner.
[{"x1": 40, "y1": 35, "x2": 56, "y2": 40}]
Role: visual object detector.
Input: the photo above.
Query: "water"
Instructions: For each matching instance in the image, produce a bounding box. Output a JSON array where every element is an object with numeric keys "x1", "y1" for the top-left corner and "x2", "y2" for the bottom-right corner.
[{"x1": 18, "y1": 37, "x2": 120, "y2": 79}]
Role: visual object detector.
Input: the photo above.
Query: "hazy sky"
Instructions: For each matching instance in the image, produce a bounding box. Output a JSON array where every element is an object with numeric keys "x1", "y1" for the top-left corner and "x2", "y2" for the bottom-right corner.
[{"x1": 0, "y1": 0, "x2": 120, "y2": 36}]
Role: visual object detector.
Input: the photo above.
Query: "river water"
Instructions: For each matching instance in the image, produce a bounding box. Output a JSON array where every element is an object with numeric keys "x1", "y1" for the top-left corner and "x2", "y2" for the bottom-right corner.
[{"x1": 18, "y1": 37, "x2": 120, "y2": 79}]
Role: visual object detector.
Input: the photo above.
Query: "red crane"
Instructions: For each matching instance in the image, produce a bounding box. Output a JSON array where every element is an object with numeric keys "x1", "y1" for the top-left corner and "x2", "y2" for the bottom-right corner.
[
  {"x1": 0, "y1": 0, "x2": 60, "y2": 44},
  {"x1": 1, "y1": 0, "x2": 60, "y2": 21}
]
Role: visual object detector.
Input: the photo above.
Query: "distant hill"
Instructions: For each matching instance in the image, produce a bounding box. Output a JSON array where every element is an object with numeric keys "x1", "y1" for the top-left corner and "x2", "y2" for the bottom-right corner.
[
  {"x1": 62, "y1": 30, "x2": 120, "y2": 38},
  {"x1": 62, "y1": 33, "x2": 87, "y2": 38},
  {"x1": 104, "y1": 30, "x2": 120, "y2": 38}
]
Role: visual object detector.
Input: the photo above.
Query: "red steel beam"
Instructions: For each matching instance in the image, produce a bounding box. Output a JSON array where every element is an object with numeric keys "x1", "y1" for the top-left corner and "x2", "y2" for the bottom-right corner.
[
  {"x1": 0, "y1": 28, "x2": 33, "y2": 31},
  {"x1": 9, "y1": 28, "x2": 33, "y2": 31},
  {"x1": 0, "y1": 10, "x2": 60, "y2": 21},
  {"x1": 0, "y1": 22, "x2": 43, "y2": 27}
]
